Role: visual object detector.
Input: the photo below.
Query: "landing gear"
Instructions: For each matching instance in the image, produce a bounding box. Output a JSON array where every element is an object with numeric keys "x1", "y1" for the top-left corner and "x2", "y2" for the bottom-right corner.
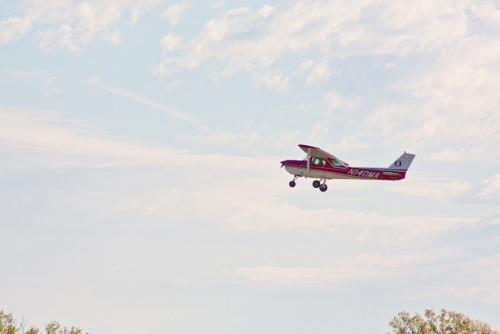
[
  {"x1": 288, "y1": 176, "x2": 328, "y2": 192},
  {"x1": 313, "y1": 179, "x2": 328, "y2": 192}
]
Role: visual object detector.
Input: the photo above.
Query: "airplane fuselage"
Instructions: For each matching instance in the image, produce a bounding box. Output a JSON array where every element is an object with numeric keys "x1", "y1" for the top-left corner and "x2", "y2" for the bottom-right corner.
[
  {"x1": 281, "y1": 159, "x2": 406, "y2": 181},
  {"x1": 281, "y1": 144, "x2": 415, "y2": 192}
]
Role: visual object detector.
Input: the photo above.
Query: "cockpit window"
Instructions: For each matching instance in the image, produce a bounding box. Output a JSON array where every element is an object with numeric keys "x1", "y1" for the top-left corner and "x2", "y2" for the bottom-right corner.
[{"x1": 311, "y1": 158, "x2": 325, "y2": 166}]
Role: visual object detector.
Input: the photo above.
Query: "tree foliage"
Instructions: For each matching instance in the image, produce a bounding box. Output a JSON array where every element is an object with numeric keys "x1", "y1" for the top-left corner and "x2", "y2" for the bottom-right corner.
[
  {"x1": 0, "y1": 310, "x2": 17, "y2": 334},
  {"x1": 0, "y1": 310, "x2": 87, "y2": 334},
  {"x1": 389, "y1": 309, "x2": 499, "y2": 334}
]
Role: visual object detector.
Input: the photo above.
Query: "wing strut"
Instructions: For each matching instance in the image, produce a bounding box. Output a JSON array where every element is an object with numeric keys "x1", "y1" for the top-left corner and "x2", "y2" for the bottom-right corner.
[{"x1": 307, "y1": 148, "x2": 311, "y2": 172}]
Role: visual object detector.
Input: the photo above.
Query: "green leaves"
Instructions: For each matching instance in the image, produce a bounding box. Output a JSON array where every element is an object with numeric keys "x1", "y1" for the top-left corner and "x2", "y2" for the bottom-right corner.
[
  {"x1": 0, "y1": 310, "x2": 86, "y2": 334},
  {"x1": 388, "y1": 309, "x2": 499, "y2": 334},
  {"x1": 0, "y1": 310, "x2": 16, "y2": 334},
  {"x1": 45, "y1": 322, "x2": 82, "y2": 334}
]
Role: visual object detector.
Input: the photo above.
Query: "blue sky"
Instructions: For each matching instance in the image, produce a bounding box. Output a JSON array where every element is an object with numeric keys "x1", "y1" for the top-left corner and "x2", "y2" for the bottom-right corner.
[{"x1": 1, "y1": 0, "x2": 500, "y2": 333}]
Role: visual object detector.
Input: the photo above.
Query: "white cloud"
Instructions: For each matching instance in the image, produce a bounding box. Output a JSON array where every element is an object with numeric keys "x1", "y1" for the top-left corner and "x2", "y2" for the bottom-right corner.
[
  {"x1": 155, "y1": 0, "x2": 475, "y2": 84},
  {"x1": 160, "y1": 33, "x2": 183, "y2": 54},
  {"x1": 236, "y1": 252, "x2": 446, "y2": 286},
  {"x1": 152, "y1": 0, "x2": 500, "y2": 162},
  {"x1": 211, "y1": 1, "x2": 225, "y2": 9},
  {"x1": 429, "y1": 148, "x2": 467, "y2": 162},
  {"x1": 406, "y1": 254, "x2": 500, "y2": 303},
  {"x1": 114, "y1": 264, "x2": 130, "y2": 271},
  {"x1": 336, "y1": 132, "x2": 372, "y2": 151},
  {"x1": 478, "y1": 174, "x2": 500, "y2": 198},
  {"x1": 0, "y1": 0, "x2": 166, "y2": 50},
  {"x1": 469, "y1": 1, "x2": 500, "y2": 33},
  {"x1": 368, "y1": 0, "x2": 469, "y2": 55},
  {"x1": 364, "y1": 33, "x2": 500, "y2": 160},
  {"x1": 252, "y1": 69, "x2": 289, "y2": 92},
  {"x1": 0, "y1": 17, "x2": 33, "y2": 44},
  {"x1": 161, "y1": 2, "x2": 189, "y2": 27},
  {"x1": 44, "y1": 88, "x2": 60, "y2": 96},
  {"x1": 0, "y1": 106, "x2": 185, "y2": 167},
  {"x1": 130, "y1": 0, "x2": 165, "y2": 25},
  {"x1": 306, "y1": 59, "x2": 331, "y2": 86},
  {"x1": 324, "y1": 90, "x2": 358, "y2": 111},
  {"x1": 163, "y1": 80, "x2": 180, "y2": 91},
  {"x1": 184, "y1": 121, "x2": 374, "y2": 155},
  {"x1": 388, "y1": 177, "x2": 472, "y2": 202},
  {"x1": 132, "y1": 164, "x2": 476, "y2": 241},
  {"x1": 36, "y1": 24, "x2": 81, "y2": 52},
  {"x1": 226, "y1": 201, "x2": 475, "y2": 242},
  {"x1": 186, "y1": 124, "x2": 301, "y2": 153},
  {"x1": 476, "y1": 255, "x2": 500, "y2": 302},
  {"x1": 258, "y1": 5, "x2": 274, "y2": 19},
  {"x1": 44, "y1": 76, "x2": 56, "y2": 85},
  {"x1": 183, "y1": 120, "x2": 374, "y2": 154},
  {"x1": 0, "y1": 108, "x2": 479, "y2": 251},
  {"x1": 295, "y1": 59, "x2": 315, "y2": 75}
]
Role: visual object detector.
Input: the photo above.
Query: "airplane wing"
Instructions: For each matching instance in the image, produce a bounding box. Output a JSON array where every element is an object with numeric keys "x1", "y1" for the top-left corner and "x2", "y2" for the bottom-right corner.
[{"x1": 298, "y1": 144, "x2": 349, "y2": 166}]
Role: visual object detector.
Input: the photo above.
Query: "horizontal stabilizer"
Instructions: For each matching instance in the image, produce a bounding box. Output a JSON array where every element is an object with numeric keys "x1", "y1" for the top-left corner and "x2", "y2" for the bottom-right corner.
[
  {"x1": 388, "y1": 153, "x2": 415, "y2": 171},
  {"x1": 382, "y1": 172, "x2": 402, "y2": 177}
]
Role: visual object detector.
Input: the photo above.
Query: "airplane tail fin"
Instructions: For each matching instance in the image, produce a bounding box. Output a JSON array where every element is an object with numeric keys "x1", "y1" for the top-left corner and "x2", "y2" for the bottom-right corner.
[{"x1": 388, "y1": 152, "x2": 415, "y2": 171}]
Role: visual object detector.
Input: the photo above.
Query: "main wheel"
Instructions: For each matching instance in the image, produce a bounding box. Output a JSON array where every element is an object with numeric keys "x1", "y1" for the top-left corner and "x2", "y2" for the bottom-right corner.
[
  {"x1": 319, "y1": 184, "x2": 328, "y2": 192},
  {"x1": 312, "y1": 180, "x2": 320, "y2": 188},
  {"x1": 289, "y1": 181, "x2": 296, "y2": 188}
]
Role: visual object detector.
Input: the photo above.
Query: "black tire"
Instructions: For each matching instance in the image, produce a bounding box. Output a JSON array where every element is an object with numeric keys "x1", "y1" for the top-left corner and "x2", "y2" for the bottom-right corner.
[
  {"x1": 312, "y1": 180, "x2": 320, "y2": 188},
  {"x1": 289, "y1": 181, "x2": 296, "y2": 188},
  {"x1": 319, "y1": 184, "x2": 328, "y2": 192}
]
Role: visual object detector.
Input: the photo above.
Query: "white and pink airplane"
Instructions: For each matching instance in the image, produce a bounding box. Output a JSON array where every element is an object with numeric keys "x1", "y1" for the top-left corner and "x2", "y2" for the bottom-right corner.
[{"x1": 281, "y1": 144, "x2": 415, "y2": 192}]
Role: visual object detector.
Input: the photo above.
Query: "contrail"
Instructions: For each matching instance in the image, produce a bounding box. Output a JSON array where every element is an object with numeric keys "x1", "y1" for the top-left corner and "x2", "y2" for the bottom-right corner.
[{"x1": 87, "y1": 76, "x2": 199, "y2": 123}]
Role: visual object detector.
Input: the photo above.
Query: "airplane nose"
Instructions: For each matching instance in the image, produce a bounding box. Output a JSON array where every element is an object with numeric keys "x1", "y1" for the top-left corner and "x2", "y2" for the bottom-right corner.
[{"x1": 280, "y1": 161, "x2": 286, "y2": 168}]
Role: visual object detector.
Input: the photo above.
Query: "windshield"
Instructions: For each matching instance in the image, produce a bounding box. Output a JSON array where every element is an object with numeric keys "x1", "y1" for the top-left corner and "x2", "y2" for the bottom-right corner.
[{"x1": 330, "y1": 159, "x2": 346, "y2": 167}]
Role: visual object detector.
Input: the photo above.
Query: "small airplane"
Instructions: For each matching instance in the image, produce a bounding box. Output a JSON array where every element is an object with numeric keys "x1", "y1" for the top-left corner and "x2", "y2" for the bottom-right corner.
[{"x1": 281, "y1": 144, "x2": 415, "y2": 192}]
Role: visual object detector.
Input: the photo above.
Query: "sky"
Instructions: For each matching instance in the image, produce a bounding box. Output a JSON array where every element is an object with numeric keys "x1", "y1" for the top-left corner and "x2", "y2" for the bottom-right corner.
[{"x1": 1, "y1": 0, "x2": 500, "y2": 333}]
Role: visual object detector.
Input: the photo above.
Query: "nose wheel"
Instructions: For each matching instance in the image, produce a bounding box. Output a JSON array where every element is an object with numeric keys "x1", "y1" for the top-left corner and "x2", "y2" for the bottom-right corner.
[{"x1": 289, "y1": 180, "x2": 296, "y2": 187}]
